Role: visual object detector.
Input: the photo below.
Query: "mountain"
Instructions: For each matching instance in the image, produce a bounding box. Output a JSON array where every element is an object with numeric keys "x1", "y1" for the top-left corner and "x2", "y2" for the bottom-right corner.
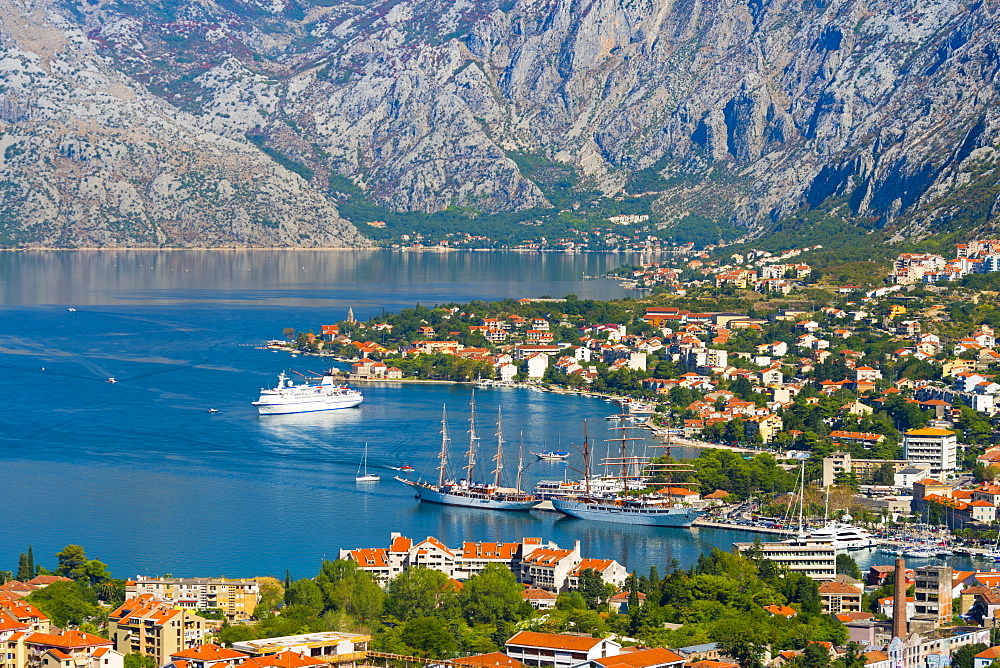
[
  {"x1": 4, "y1": 0, "x2": 999, "y2": 247},
  {"x1": 0, "y1": 0, "x2": 368, "y2": 247}
]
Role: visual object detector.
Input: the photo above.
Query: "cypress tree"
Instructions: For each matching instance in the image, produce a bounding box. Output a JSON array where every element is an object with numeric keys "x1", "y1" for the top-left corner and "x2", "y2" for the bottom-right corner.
[
  {"x1": 284, "y1": 570, "x2": 291, "y2": 605},
  {"x1": 17, "y1": 553, "x2": 29, "y2": 581},
  {"x1": 26, "y1": 546, "x2": 34, "y2": 578}
]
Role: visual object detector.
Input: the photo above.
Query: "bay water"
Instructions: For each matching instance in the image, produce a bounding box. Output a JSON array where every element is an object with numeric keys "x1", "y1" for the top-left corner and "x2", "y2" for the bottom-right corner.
[{"x1": 0, "y1": 250, "x2": 900, "y2": 579}]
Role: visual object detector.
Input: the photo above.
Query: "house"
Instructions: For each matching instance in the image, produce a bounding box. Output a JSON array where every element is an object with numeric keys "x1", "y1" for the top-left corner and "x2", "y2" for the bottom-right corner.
[
  {"x1": 506, "y1": 632, "x2": 621, "y2": 668},
  {"x1": 522, "y1": 588, "x2": 558, "y2": 610},
  {"x1": 763, "y1": 605, "x2": 797, "y2": 618},
  {"x1": 454, "y1": 653, "x2": 525, "y2": 668},
  {"x1": 973, "y1": 647, "x2": 1000, "y2": 668},
  {"x1": 17, "y1": 630, "x2": 123, "y2": 668},
  {"x1": 818, "y1": 581, "x2": 863, "y2": 614},
  {"x1": 169, "y1": 645, "x2": 248, "y2": 668}
]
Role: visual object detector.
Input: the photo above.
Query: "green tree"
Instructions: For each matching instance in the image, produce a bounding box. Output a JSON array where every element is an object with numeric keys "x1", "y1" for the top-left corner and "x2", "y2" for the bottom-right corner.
[
  {"x1": 798, "y1": 643, "x2": 830, "y2": 668},
  {"x1": 286, "y1": 579, "x2": 324, "y2": 615},
  {"x1": 872, "y1": 462, "x2": 896, "y2": 485},
  {"x1": 255, "y1": 577, "x2": 285, "y2": 617},
  {"x1": 459, "y1": 563, "x2": 529, "y2": 626},
  {"x1": 385, "y1": 568, "x2": 458, "y2": 621},
  {"x1": 17, "y1": 553, "x2": 30, "y2": 581},
  {"x1": 0, "y1": 571, "x2": 12, "y2": 584},
  {"x1": 55, "y1": 545, "x2": 89, "y2": 580},
  {"x1": 400, "y1": 617, "x2": 457, "y2": 658},
  {"x1": 716, "y1": 619, "x2": 768, "y2": 668},
  {"x1": 839, "y1": 642, "x2": 866, "y2": 668},
  {"x1": 27, "y1": 546, "x2": 34, "y2": 578},
  {"x1": 836, "y1": 554, "x2": 862, "y2": 581},
  {"x1": 25, "y1": 580, "x2": 98, "y2": 628},
  {"x1": 555, "y1": 591, "x2": 587, "y2": 610},
  {"x1": 952, "y1": 643, "x2": 988, "y2": 668},
  {"x1": 123, "y1": 653, "x2": 156, "y2": 668},
  {"x1": 577, "y1": 569, "x2": 608, "y2": 611}
]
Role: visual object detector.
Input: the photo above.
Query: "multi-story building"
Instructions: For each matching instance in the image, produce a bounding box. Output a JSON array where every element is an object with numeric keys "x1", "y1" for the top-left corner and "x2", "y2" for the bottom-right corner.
[
  {"x1": 125, "y1": 577, "x2": 260, "y2": 621},
  {"x1": 341, "y1": 535, "x2": 625, "y2": 593},
  {"x1": 913, "y1": 566, "x2": 954, "y2": 630},
  {"x1": 0, "y1": 599, "x2": 50, "y2": 633},
  {"x1": 733, "y1": 539, "x2": 836, "y2": 581},
  {"x1": 505, "y1": 632, "x2": 620, "y2": 668},
  {"x1": 818, "y1": 582, "x2": 863, "y2": 614},
  {"x1": 0, "y1": 630, "x2": 123, "y2": 668},
  {"x1": 903, "y1": 428, "x2": 958, "y2": 477},
  {"x1": 231, "y1": 631, "x2": 371, "y2": 668},
  {"x1": 821, "y1": 452, "x2": 910, "y2": 488},
  {"x1": 109, "y1": 595, "x2": 210, "y2": 666}
]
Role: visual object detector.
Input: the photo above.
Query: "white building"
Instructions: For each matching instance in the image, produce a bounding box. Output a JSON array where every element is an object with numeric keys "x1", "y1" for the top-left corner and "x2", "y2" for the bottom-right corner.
[
  {"x1": 903, "y1": 428, "x2": 958, "y2": 477},
  {"x1": 506, "y1": 632, "x2": 620, "y2": 668}
]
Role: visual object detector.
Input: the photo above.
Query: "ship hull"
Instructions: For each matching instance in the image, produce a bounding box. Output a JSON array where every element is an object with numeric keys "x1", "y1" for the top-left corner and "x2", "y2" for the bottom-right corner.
[
  {"x1": 398, "y1": 479, "x2": 542, "y2": 511},
  {"x1": 552, "y1": 498, "x2": 706, "y2": 527},
  {"x1": 253, "y1": 394, "x2": 363, "y2": 415}
]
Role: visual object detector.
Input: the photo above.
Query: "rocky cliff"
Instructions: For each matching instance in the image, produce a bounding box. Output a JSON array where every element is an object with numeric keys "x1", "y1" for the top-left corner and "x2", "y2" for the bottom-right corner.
[
  {"x1": 0, "y1": 0, "x2": 368, "y2": 247},
  {"x1": 6, "y1": 0, "x2": 1000, "y2": 245}
]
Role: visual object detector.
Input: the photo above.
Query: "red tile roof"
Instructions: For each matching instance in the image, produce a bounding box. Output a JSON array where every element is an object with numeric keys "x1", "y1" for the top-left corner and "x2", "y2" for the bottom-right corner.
[
  {"x1": 25, "y1": 630, "x2": 113, "y2": 649},
  {"x1": 454, "y1": 653, "x2": 525, "y2": 668},
  {"x1": 595, "y1": 648, "x2": 684, "y2": 668},
  {"x1": 171, "y1": 645, "x2": 248, "y2": 662},
  {"x1": 507, "y1": 631, "x2": 604, "y2": 651},
  {"x1": 245, "y1": 652, "x2": 324, "y2": 668}
]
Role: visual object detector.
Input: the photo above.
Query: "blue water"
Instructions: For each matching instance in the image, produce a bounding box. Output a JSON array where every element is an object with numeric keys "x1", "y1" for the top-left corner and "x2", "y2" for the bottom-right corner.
[{"x1": 0, "y1": 250, "x2": 887, "y2": 580}]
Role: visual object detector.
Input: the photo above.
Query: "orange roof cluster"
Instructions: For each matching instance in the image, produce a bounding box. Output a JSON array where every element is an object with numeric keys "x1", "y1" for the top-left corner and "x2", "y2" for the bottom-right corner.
[
  {"x1": 572, "y1": 559, "x2": 615, "y2": 575},
  {"x1": 348, "y1": 548, "x2": 389, "y2": 568},
  {"x1": 111, "y1": 595, "x2": 182, "y2": 626},
  {"x1": 818, "y1": 581, "x2": 862, "y2": 595},
  {"x1": 763, "y1": 604, "x2": 796, "y2": 617},
  {"x1": 171, "y1": 644, "x2": 248, "y2": 662},
  {"x1": 26, "y1": 630, "x2": 113, "y2": 649},
  {"x1": 462, "y1": 542, "x2": 520, "y2": 560},
  {"x1": 507, "y1": 631, "x2": 604, "y2": 651},
  {"x1": 454, "y1": 653, "x2": 525, "y2": 668},
  {"x1": 522, "y1": 588, "x2": 558, "y2": 600},
  {"x1": 523, "y1": 549, "x2": 575, "y2": 566},
  {"x1": 245, "y1": 652, "x2": 324, "y2": 668},
  {"x1": 595, "y1": 648, "x2": 684, "y2": 668},
  {"x1": 0, "y1": 599, "x2": 48, "y2": 621}
]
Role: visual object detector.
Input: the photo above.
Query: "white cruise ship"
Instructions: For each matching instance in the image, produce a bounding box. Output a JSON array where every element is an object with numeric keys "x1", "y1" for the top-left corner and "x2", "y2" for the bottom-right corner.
[
  {"x1": 252, "y1": 372, "x2": 363, "y2": 415},
  {"x1": 805, "y1": 517, "x2": 877, "y2": 551}
]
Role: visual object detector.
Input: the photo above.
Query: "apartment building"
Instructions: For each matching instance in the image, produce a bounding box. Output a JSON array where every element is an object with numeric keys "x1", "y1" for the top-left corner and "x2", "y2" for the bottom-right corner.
[
  {"x1": 109, "y1": 595, "x2": 210, "y2": 666},
  {"x1": 903, "y1": 428, "x2": 958, "y2": 477},
  {"x1": 0, "y1": 630, "x2": 122, "y2": 668},
  {"x1": 819, "y1": 582, "x2": 863, "y2": 614},
  {"x1": 0, "y1": 599, "x2": 50, "y2": 633},
  {"x1": 733, "y1": 539, "x2": 836, "y2": 581},
  {"x1": 913, "y1": 566, "x2": 954, "y2": 630},
  {"x1": 125, "y1": 577, "x2": 260, "y2": 621}
]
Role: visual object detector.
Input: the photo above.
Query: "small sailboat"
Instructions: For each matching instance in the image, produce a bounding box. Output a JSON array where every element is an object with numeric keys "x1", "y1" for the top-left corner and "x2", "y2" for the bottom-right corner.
[{"x1": 356, "y1": 443, "x2": 380, "y2": 483}]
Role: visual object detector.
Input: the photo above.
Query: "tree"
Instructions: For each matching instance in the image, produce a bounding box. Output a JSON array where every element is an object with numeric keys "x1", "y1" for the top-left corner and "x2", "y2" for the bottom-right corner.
[
  {"x1": 555, "y1": 591, "x2": 586, "y2": 610},
  {"x1": 716, "y1": 620, "x2": 768, "y2": 668},
  {"x1": 839, "y1": 642, "x2": 866, "y2": 668},
  {"x1": 872, "y1": 462, "x2": 896, "y2": 485},
  {"x1": 27, "y1": 546, "x2": 34, "y2": 578},
  {"x1": 952, "y1": 643, "x2": 988, "y2": 668},
  {"x1": 25, "y1": 580, "x2": 98, "y2": 628},
  {"x1": 385, "y1": 567, "x2": 457, "y2": 621},
  {"x1": 798, "y1": 643, "x2": 830, "y2": 668},
  {"x1": 459, "y1": 563, "x2": 529, "y2": 626},
  {"x1": 400, "y1": 617, "x2": 457, "y2": 658},
  {"x1": 285, "y1": 579, "x2": 324, "y2": 615},
  {"x1": 55, "y1": 545, "x2": 89, "y2": 580},
  {"x1": 17, "y1": 553, "x2": 30, "y2": 581},
  {"x1": 124, "y1": 653, "x2": 156, "y2": 668},
  {"x1": 255, "y1": 576, "x2": 285, "y2": 617},
  {"x1": 836, "y1": 554, "x2": 862, "y2": 581},
  {"x1": 577, "y1": 569, "x2": 608, "y2": 610},
  {"x1": 0, "y1": 571, "x2": 12, "y2": 584}
]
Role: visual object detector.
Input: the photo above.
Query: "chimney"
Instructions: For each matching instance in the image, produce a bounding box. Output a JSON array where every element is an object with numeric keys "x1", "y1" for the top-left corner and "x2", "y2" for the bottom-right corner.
[{"x1": 893, "y1": 557, "x2": 907, "y2": 638}]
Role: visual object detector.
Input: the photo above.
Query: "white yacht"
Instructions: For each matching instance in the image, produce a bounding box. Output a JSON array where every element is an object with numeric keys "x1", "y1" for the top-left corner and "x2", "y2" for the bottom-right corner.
[
  {"x1": 252, "y1": 371, "x2": 363, "y2": 415},
  {"x1": 806, "y1": 516, "x2": 877, "y2": 551}
]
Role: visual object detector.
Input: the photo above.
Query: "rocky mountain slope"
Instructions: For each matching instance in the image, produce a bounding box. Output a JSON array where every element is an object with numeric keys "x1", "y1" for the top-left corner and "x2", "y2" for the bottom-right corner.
[
  {"x1": 5, "y1": 0, "x2": 1000, "y2": 246},
  {"x1": 0, "y1": 0, "x2": 368, "y2": 247}
]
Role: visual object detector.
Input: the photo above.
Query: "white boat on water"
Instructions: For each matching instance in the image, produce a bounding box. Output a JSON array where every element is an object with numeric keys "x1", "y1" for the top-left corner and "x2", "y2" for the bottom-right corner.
[
  {"x1": 356, "y1": 443, "x2": 380, "y2": 483},
  {"x1": 805, "y1": 516, "x2": 878, "y2": 551},
  {"x1": 534, "y1": 451, "x2": 570, "y2": 461},
  {"x1": 252, "y1": 371, "x2": 363, "y2": 415}
]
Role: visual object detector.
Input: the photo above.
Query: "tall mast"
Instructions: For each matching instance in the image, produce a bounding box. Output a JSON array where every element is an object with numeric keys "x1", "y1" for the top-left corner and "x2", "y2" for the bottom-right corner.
[
  {"x1": 797, "y1": 460, "x2": 805, "y2": 537},
  {"x1": 620, "y1": 403, "x2": 629, "y2": 496},
  {"x1": 516, "y1": 432, "x2": 525, "y2": 493},
  {"x1": 466, "y1": 391, "x2": 479, "y2": 481},
  {"x1": 583, "y1": 420, "x2": 591, "y2": 496},
  {"x1": 493, "y1": 407, "x2": 505, "y2": 489},
  {"x1": 438, "y1": 405, "x2": 450, "y2": 487}
]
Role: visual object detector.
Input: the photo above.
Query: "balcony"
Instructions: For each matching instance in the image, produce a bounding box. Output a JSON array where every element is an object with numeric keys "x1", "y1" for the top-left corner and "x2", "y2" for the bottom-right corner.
[{"x1": 317, "y1": 652, "x2": 367, "y2": 665}]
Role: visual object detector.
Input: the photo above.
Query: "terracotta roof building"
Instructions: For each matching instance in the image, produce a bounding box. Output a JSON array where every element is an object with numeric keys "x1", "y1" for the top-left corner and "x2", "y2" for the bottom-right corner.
[{"x1": 505, "y1": 632, "x2": 621, "y2": 668}]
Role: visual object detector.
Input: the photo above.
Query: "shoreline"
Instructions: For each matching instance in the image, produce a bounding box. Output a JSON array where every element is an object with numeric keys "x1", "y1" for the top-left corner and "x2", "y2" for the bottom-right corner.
[{"x1": 0, "y1": 246, "x2": 664, "y2": 254}]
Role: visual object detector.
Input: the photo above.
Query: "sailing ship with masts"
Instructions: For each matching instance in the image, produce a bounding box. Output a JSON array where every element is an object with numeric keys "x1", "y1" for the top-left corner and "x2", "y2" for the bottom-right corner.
[
  {"x1": 395, "y1": 396, "x2": 542, "y2": 511},
  {"x1": 551, "y1": 409, "x2": 708, "y2": 527}
]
